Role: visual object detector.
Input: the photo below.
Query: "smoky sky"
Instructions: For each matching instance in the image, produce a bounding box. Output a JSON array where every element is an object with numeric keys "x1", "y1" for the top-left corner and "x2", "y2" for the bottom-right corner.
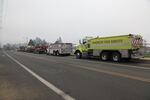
[{"x1": 1, "y1": 0, "x2": 150, "y2": 44}]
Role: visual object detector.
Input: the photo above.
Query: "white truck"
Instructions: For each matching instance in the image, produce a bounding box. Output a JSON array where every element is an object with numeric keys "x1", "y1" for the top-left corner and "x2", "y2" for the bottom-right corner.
[{"x1": 47, "y1": 43, "x2": 73, "y2": 56}]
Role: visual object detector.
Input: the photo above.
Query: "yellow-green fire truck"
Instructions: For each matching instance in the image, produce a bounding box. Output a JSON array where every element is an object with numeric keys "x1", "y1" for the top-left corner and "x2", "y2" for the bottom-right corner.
[{"x1": 74, "y1": 34, "x2": 144, "y2": 62}]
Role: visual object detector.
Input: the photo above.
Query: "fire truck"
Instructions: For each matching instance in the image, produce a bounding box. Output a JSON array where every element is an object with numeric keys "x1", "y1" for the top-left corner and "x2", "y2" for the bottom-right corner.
[
  {"x1": 34, "y1": 45, "x2": 48, "y2": 54},
  {"x1": 47, "y1": 43, "x2": 73, "y2": 56},
  {"x1": 74, "y1": 34, "x2": 144, "y2": 62}
]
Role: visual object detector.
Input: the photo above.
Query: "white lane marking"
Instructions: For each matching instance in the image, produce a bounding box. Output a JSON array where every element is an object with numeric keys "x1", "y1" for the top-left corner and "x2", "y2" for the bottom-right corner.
[{"x1": 4, "y1": 52, "x2": 75, "y2": 100}]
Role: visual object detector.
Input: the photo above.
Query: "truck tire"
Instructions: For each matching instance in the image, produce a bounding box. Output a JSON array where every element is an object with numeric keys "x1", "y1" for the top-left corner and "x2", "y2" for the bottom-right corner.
[
  {"x1": 53, "y1": 51, "x2": 56, "y2": 56},
  {"x1": 76, "y1": 51, "x2": 82, "y2": 59},
  {"x1": 46, "y1": 52, "x2": 49, "y2": 55},
  {"x1": 56, "y1": 51, "x2": 60, "y2": 56},
  {"x1": 112, "y1": 52, "x2": 121, "y2": 62},
  {"x1": 100, "y1": 52, "x2": 108, "y2": 61}
]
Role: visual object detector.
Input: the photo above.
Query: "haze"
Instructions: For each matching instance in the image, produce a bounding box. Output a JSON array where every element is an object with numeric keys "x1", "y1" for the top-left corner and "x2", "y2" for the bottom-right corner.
[{"x1": 1, "y1": 0, "x2": 150, "y2": 45}]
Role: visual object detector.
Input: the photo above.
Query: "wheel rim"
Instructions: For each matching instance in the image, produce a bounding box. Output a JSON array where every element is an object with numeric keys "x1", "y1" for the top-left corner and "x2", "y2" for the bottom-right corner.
[
  {"x1": 113, "y1": 55, "x2": 119, "y2": 61},
  {"x1": 76, "y1": 52, "x2": 81, "y2": 58},
  {"x1": 53, "y1": 52, "x2": 55, "y2": 55},
  {"x1": 102, "y1": 55, "x2": 107, "y2": 60},
  {"x1": 57, "y1": 52, "x2": 59, "y2": 56}
]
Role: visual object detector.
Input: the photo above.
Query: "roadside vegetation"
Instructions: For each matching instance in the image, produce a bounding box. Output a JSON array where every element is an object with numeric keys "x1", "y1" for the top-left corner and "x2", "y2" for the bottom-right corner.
[{"x1": 144, "y1": 53, "x2": 150, "y2": 58}]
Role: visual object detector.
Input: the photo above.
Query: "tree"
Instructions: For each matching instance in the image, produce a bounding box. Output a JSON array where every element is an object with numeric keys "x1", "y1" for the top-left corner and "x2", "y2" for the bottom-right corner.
[
  {"x1": 28, "y1": 39, "x2": 35, "y2": 46},
  {"x1": 34, "y1": 37, "x2": 42, "y2": 45},
  {"x1": 55, "y1": 37, "x2": 62, "y2": 43},
  {"x1": 42, "y1": 39, "x2": 47, "y2": 45},
  {"x1": 33, "y1": 37, "x2": 47, "y2": 45},
  {"x1": 28, "y1": 37, "x2": 48, "y2": 46}
]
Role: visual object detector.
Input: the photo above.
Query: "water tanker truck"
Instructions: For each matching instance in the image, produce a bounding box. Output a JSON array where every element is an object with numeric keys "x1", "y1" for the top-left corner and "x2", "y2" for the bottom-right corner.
[{"x1": 74, "y1": 34, "x2": 144, "y2": 62}]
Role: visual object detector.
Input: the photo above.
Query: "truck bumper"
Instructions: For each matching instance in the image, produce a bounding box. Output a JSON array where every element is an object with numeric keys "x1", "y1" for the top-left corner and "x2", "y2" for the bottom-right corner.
[{"x1": 131, "y1": 54, "x2": 144, "y2": 59}]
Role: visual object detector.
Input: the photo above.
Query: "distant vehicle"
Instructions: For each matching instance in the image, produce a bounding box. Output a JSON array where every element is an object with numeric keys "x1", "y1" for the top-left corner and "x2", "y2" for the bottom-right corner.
[
  {"x1": 74, "y1": 34, "x2": 144, "y2": 62},
  {"x1": 47, "y1": 43, "x2": 73, "y2": 56},
  {"x1": 18, "y1": 46, "x2": 26, "y2": 52},
  {"x1": 34, "y1": 45, "x2": 48, "y2": 54},
  {"x1": 26, "y1": 46, "x2": 35, "y2": 53}
]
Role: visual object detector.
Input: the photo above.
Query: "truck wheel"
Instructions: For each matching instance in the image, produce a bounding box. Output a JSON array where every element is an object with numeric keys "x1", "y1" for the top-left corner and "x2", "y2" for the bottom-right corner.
[
  {"x1": 56, "y1": 51, "x2": 60, "y2": 56},
  {"x1": 76, "y1": 51, "x2": 82, "y2": 59},
  {"x1": 100, "y1": 52, "x2": 108, "y2": 61},
  {"x1": 112, "y1": 52, "x2": 121, "y2": 62},
  {"x1": 53, "y1": 51, "x2": 56, "y2": 56}
]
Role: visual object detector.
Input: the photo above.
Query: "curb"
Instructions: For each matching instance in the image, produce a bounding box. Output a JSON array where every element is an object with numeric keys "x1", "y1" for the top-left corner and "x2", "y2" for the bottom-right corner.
[{"x1": 141, "y1": 58, "x2": 150, "y2": 61}]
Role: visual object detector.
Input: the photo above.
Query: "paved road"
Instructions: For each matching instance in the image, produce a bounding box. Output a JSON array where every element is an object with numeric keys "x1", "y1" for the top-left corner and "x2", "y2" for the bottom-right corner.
[{"x1": 0, "y1": 50, "x2": 150, "y2": 100}]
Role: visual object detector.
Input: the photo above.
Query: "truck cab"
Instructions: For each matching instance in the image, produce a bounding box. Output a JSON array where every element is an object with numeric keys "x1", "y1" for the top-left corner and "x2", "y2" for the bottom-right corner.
[{"x1": 75, "y1": 37, "x2": 93, "y2": 58}]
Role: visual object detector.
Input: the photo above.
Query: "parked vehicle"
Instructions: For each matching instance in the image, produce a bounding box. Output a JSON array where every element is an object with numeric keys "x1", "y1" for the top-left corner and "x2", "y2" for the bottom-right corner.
[
  {"x1": 74, "y1": 34, "x2": 144, "y2": 62},
  {"x1": 26, "y1": 46, "x2": 35, "y2": 53},
  {"x1": 34, "y1": 45, "x2": 48, "y2": 54},
  {"x1": 47, "y1": 43, "x2": 73, "y2": 56},
  {"x1": 18, "y1": 46, "x2": 26, "y2": 52}
]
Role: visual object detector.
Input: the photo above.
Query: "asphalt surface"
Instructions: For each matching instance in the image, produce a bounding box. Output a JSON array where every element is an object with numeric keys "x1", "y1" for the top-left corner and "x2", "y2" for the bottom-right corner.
[{"x1": 0, "y1": 50, "x2": 150, "y2": 100}]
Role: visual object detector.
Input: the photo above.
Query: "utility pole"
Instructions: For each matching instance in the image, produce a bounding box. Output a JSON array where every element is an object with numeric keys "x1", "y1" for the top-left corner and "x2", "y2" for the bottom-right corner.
[
  {"x1": 26, "y1": 37, "x2": 28, "y2": 46},
  {"x1": 0, "y1": 0, "x2": 4, "y2": 49},
  {"x1": 0, "y1": 0, "x2": 3, "y2": 28}
]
